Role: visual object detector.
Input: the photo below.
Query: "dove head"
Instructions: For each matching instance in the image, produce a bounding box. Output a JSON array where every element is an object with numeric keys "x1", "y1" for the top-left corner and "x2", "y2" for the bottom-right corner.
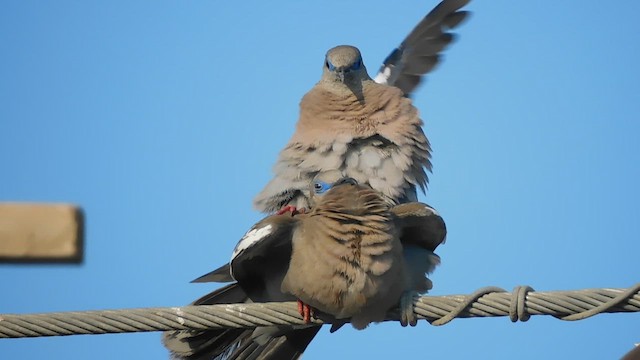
[
  {"x1": 312, "y1": 176, "x2": 390, "y2": 217},
  {"x1": 322, "y1": 45, "x2": 371, "y2": 85},
  {"x1": 308, "y1": 170, "x2": 348, "y2": 206}
]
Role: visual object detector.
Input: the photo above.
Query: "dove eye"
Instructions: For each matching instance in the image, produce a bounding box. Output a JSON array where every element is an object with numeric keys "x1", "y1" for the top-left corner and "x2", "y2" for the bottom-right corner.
[
  {"x1": 313, "y1": 181, "x2": 331, "y2": 195},
  {"x1": 350, "y1": 59, "x2": 361, "y2": 71},
  {"x1": 326, "y1": 60, "x2": 336, "y2": 71}
]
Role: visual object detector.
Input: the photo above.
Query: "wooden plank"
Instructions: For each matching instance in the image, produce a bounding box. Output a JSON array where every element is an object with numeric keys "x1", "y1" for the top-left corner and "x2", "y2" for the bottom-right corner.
[{"x1": 0, "y1": 203, "x2": 83, "y2": 263}]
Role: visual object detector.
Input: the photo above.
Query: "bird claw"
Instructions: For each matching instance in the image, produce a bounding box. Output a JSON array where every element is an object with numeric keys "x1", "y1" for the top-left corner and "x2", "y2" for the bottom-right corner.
[
  {"x1": 297, "y1": 299, "x2": 315, "y2": 323},
  {"x1": 399, "y1": 291, "x2": 418, "y2": 327},
  {"x1": 276, "y1": 206, "x2": 306, "y2": 216}
]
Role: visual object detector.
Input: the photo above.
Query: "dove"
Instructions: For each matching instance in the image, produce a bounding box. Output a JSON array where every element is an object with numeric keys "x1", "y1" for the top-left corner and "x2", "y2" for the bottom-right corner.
[
  {"x1": 164, "y1": 0, "x2": 467, "y2": 357},
  {"x1": 253, "y1": 0, "x2": 471, "y2": 214},
  {"x1": 281, "y1": 176, "x2": 445, "y2": 329},
  {"x1": 164, "y1": 175, "x2": 446, "y2": 359}
]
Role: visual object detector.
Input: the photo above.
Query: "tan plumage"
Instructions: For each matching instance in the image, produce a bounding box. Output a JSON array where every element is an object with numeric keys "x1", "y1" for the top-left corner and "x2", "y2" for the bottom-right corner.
[
  {"x1": 254, "y1": 45, "x2": 431, "y2": 213},
  {"x1": 255, "y1": 0, "x2": 472, "y2": 214},
  {"x1": 281, "y1": 179, "x2": 442, "y2": 329},
  {"x1": 167, "y1": 0, "x2": 469, "y2": 356},
  {"x1": 164, "y1": 178, "x2": 447, "y2": 359}
]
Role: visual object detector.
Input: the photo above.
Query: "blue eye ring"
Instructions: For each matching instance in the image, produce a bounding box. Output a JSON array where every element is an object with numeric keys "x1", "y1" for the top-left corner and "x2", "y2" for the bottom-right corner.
[
  {"x1": 350, "y1": 59, "x2": 361, "y2": 71},
  {"x1": 326, "y1": 60, "x2": 336, "y2": 71},
  {"x1": 313, "y1": 181, "x2": 331, "y2": 194}
]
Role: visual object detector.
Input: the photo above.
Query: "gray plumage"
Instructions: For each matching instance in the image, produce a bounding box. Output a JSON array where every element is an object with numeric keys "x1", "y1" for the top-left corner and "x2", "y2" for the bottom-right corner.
[
  {"x1": 374, "y1": 0, "x2": 471, "y2": 95},
  {"x1": 162, "y1": 283, "x2": 320, "y2": 360},
  {"x1": 164, "y1": 212, "x2": 318, "y2": 360}
]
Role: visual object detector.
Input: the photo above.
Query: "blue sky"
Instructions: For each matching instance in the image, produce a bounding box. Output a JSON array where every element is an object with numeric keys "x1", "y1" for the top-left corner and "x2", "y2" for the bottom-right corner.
[{"x1": 1, "y1": 1, "x2": 639, "y2": 359}]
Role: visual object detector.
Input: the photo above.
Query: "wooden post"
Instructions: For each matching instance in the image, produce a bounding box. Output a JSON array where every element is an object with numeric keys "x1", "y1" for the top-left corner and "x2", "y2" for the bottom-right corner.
[{"x1": 0, "y1": 203, "x2": 83, "y2": 263}]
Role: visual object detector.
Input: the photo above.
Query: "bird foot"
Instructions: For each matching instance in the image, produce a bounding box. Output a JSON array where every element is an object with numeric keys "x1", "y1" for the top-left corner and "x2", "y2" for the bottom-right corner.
[
  {"x1": 297, "y1": 299, "x2": 315, "y2": 323},
  {"x1": 276, "y1": 206, "x2": 306, "y2": 216},
  {"x1": 399, "y1": 291, "x2": 418, "y2": 327}
]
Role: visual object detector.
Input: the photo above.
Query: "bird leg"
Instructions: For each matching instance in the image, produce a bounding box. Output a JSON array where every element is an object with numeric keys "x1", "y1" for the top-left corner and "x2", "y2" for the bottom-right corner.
[
  {"x1": 297, "y1": 299, "x2": 315, "y2": 323},
  {"x1": 276, "y1": 206, "x2": 306, "y2": 216},
  {"x1": 399, "y1": 291, "x2": 419, "y2": 327}
]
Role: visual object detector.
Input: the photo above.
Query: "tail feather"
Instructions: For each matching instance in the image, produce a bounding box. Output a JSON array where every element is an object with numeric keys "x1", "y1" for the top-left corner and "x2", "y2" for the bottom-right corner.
[{"x1": 162, "y1": 283, "x2": 320, "y2": 360}]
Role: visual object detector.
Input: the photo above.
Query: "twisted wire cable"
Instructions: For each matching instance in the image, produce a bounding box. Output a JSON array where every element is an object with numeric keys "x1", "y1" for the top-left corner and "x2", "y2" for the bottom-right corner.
[{"x1": 1, "y1": 284, "x2": 638, "y2": 338}]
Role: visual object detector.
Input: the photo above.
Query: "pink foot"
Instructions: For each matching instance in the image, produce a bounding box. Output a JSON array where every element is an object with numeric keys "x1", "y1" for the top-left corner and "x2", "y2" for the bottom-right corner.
[
  {"x1": 297, "y1": 299, "x2": 315, "y2": 323},
  {"x1": 276, "y1": 206, "x2": 306, "y2": 216}
]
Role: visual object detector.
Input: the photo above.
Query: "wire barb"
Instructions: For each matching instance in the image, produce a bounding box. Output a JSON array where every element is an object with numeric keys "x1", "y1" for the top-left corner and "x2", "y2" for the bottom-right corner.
[{"x1": 1, "y1": 284, "x2": 638, "y2": 339}]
